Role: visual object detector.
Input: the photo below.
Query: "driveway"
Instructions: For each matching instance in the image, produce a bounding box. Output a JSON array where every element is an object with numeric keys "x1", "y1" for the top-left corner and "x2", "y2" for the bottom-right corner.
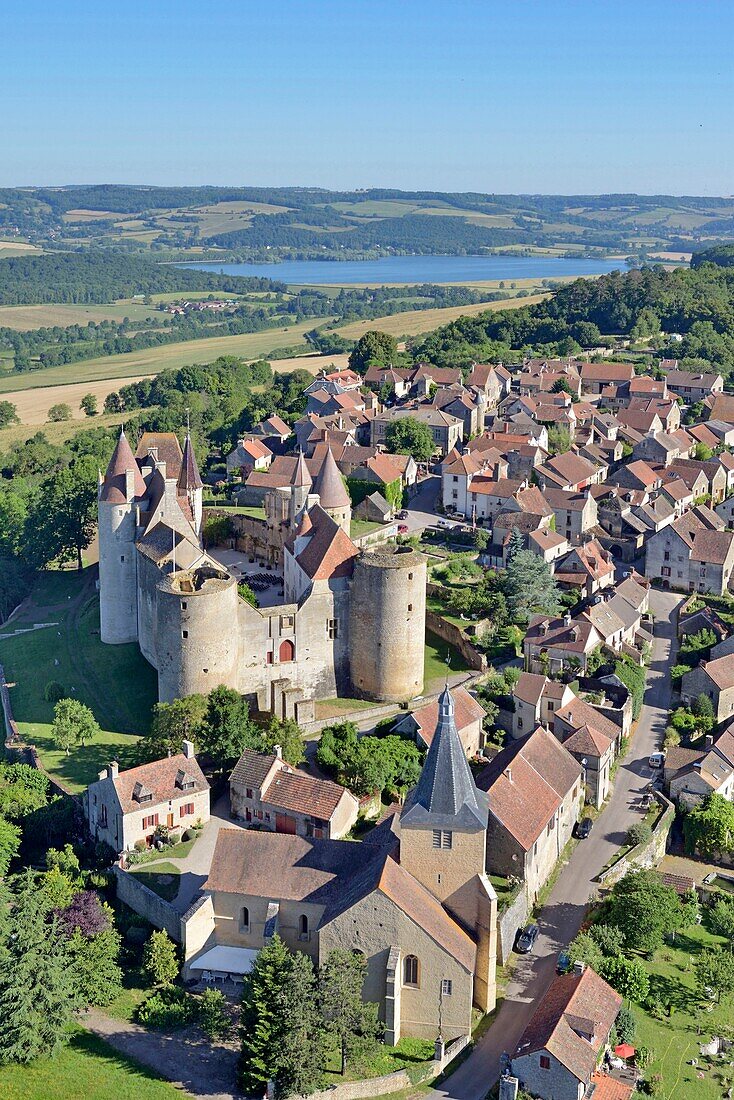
[
  {"x1": 431, "y1": 587, "x2": 681, "y2": 1100},
  {"x1": 404, "y1": 474, "x2": 442, "y2": 531},
  {"x1": 171, "y1": 793, "x2": 247, "y2": 914}
]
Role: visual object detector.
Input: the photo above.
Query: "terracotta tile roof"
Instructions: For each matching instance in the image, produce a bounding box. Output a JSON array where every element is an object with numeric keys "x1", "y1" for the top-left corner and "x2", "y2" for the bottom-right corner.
[
  {"x1": 314, "y1": 447, "x2": 350, "y2": 508},
  {"x1": 666, "y1": 369, "x2": 723, "y2": 389},
  {"x1": 530, "y1": 529, "x2": 568, "y2": 552},
  {"x1": 265, "y1": 767, "x2": 354, "y2": 821},
  {"x1": 476, "y1": 727, "x2": 580, "y2": 850},
  {"x1": 661, "y1": 477, "x2": 693, "y2": 502},
  {"x1": 467, "y1": 363, "x2": 498, "y2": 387},
  {"x1": 629, "y1": 377, "x2": 667, "y2": 395},
  {"x1": 515, "y1": 486, "x2": 553, "y2": 515},
  {"x1": 588, "y1": 1072, "x2": 635, "y2": 1100},
  {"x1": 541, "y1": 488, "x2": 591, "y2": 512},
  {"x1": 100, "y1": 429, "x2": 147, "y2": 503},
  {"x1": 540, "y1": 451, "x2": 599, "y2": 489},
  {"x1": 582, "y1": 602, "x2": 626, "y2": 641},
  {"x1": 110, "y1": 753, "x2": 208, "y2": 814},
  {"x1": 264, "y1": 415, "x2": 291, "y2": 436},
  {"x1": 688, "y1": 529, "x2": 734, "y2": 565},
  {"x1": 444, "y1": 452, "x2": 483, "y2": 477},
  {"x1": 365, "y1": 453, "x2": 404, "y2": 484},
  {"x1": 230, "y1": 749, "x2": 278, "y2": 790},
  {"x1": 581, "y1": 363, "x2": 634, "y2": 383},
  {"x1": 563, "y1": 723, "x2": 613, "y2": 757},
  {"x1": 707, "y1": 393, "x2": 734, "y2": 423},
  {"x1": 514, "y1": 672, "x2": 547, "y2": 706},
  {"x1": 623, "y1": 460, "x2": 661, "y2": 487},
  {"x1": 525, "y1": 615, "x2": 600, "y2": 653},
  {"x1": 514, "y1": 967, "x2": 622, "y2": 1083},
  {"x1": 296, "y1": 504, "x2": 358, "y2": 581},
  {"x1": 694, "y1": 655, "x2": 734, "y2": 691},
  {"x1": 555, "y1": 698, "x2": 620, "y2": 745},
  {"x1": 469, "y1": 476, "x2": 523, "y2": 498},
  {"x1": 402, "y1": 687, "x2": 485, "y2": 749}
]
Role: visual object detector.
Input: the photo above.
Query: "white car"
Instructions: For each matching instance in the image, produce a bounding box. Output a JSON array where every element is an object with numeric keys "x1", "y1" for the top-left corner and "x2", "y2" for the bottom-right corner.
[{"x1": 648, "y1": 751, "x2": 665, "y2": 768}]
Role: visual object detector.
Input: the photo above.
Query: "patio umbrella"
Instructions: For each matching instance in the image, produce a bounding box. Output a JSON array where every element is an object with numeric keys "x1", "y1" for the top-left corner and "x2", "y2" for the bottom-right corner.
[{"x1": 614, "y1": 1043, "x2": 636, "y2": 1060}]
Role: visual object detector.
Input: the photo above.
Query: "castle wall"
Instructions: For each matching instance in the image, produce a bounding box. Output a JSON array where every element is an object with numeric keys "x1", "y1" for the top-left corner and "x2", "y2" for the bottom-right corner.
[
  {"x1": 136, "y1": 551, "x2": 162, "y2": 668},
  {"x1": 98, "y1": 502, "x2": 138, "y2": 644},
  {"x1": 349, "y1": 547, "x2": 427, "y2": 702}
]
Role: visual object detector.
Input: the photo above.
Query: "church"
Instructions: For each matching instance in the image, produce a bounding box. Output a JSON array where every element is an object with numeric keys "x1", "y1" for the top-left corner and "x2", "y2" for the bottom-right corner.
[{"x1": 181, "y1": 687, "x2": 498, "y2": 1043}]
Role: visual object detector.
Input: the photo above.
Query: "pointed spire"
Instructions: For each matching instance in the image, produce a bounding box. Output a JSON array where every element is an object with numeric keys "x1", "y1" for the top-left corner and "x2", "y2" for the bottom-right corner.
[
  {"x1": 100, "y1": 427, "x2": 146, "y2": 503},
  {"x1": 291, "y1": 450, "x2": 312, "y2": 489},
  {"x1": 314, "y1": 447, "x2": 350, "y2": 510},
  {"x1": 177, "y1": 431, "x2": 203, "y2": 493},
  {"x1": 296, "y1": 508, "x2": 314, "y2": 538},
  {"x1": 401, "y1": 686, "x2": 488, "y2": 831}
]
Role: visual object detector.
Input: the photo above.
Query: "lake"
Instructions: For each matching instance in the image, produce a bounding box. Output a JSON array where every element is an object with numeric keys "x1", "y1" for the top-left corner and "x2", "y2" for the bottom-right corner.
[{"x1": 178, "y1": 254, "x2": 627, "y2": 286}]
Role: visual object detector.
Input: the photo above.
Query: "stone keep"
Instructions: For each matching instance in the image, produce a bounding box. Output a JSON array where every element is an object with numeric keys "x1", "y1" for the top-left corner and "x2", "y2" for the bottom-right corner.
[
  {"x1": 98, "y1": 430, "x2": 147, "y2": 644},
  {"x1": 349, "y1": 545, "x2": 427, "y2": 702}
]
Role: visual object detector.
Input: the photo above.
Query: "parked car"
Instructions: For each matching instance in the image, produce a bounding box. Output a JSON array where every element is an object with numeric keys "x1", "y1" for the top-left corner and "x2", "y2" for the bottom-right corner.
[
  {"x1": 397, "y1": 524, "x2": 409, "y2": 534},
  {"x1": 556, "y1": 950, "x2": 571, "y2": 974},
  {"x1": 437, "y1": 518, "x2": 453, "y2": 529},
  {"x1": 516, "y1": 924, "x2": 539, "y2": 954},
  {"x1": 575, "y1": 817, "x2": 593, "y2": 839},
  {"x1": 648, "y1": 751, "x2": 665, "y2": 768},
  {"x1": 396, "y1": 510, "x2": 409, "y2": 519}
]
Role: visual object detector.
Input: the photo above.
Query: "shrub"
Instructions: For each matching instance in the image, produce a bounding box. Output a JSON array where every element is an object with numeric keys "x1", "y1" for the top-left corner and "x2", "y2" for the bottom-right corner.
[
  {"x1": 614, "y1": 1004, "x2": 636, "y2": 1044},
  {"x1": 134, "y1": 839, "x2": 146, "y2": 852},
  {"x1": 43, "y1": 681, "x2": 65, "y2": 703},
  {"x1": 135, "y1": 986, "x2": 196, "y2": 1029},
  {"x1": 626, "y1": 822, "x2": 653, "y2": 848},
  {"x1": 198, "y1": 987, "x2": 231, "y2": 1040},
  {"x1": 589, "y1": 923, "x2": 625, "y2": 957}
]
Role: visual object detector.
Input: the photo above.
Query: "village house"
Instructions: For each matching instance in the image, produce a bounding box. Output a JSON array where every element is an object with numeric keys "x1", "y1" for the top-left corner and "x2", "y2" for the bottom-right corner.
[
  {"x1": 537, "y1": 451, "x2": 606, "y2": 492},
  {"x1": 392, "y1": 686, "x2": 486, "y2": 756},
  {"x1": 665, "y1": 729, "x2": 734, "y2": 809},
  {"x1": 553, "y1": 697, "x2": 623, "y2": 808},
  {"x1": 645, "y1": 507, "x2": 734, "y2": 595},
  {"x1": 541, "y1": 487, "x2": 599, "y2": 546},
  {"x1": 524, "y1": 614, "x2": 603, "y2": 676},
  {"x1": 229, "y1": 747, "x2": 359, "y2": 839},
  {"x1": 553, "y1": 540, "x2": 615, "y2": 598},
  {"x1": 513, "y1": 673, "x2": 575, "y2": 739},
  {"x1": 511, "y1": 965, "x2": 622, "y2": 1100},
  {"x1": 665, "y1": 368, "x2": 724, "y2": 403},
  {"x1": 370, "y1": 406, "x2": 463, "y2": 456},
  {"x1": 667, "y1": 458, "x2": 728, "y2": 505},
  {"x1": 579, "y1": 362, "x2": 634, "y2": 396},
  {"x1": 681, "y1": 655, "x2": 734, "y2": 724},
  {"x1": 225, "y1": 437, "x2": 273, "y2": 481},
  {"x1": 85, "y1": 742, "x2": 210, "y2": 853},
  {"x1": 476, "y1": 726, "x2": 582, "y2": 903}
]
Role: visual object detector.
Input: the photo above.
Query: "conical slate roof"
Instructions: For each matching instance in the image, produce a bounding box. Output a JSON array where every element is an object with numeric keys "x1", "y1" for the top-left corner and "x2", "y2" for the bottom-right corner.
[
  {"x1": 401, "y1": 687, "x2": 488, "y2": 831},
  {"x1": 291, "y1": 450, "x2": 312, "y2": 489},
  {"x1": 100, "y1": 428, "x2": 147, "y2": 503},
  {"x1": 177, "y1": 432, "x2": 203, "y2": 492},
  {"x1": 314, "y1": 447, "x2": 350, "y2": 509}
]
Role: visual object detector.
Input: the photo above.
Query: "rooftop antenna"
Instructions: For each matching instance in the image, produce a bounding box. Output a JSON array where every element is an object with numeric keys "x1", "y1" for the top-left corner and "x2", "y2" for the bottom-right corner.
[{"x1": 185, "y1": 406, "x2": 190, "y2": 435}]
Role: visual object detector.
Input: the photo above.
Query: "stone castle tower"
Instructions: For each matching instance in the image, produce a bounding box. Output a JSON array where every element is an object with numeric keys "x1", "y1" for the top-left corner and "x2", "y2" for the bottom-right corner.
[
  {"x1": 98, "y1": 429, "x2": 147, "y2": 644},
  {"x1": 177, "y1": 430, "x2": 204, "y2": 537},
  {"x1": 313, "y1": 447, "x2": 351, "y2": 532},
  {"x1": 349, "y1": 545, "x2": 427, "y2": 701},
  {"x1": 399, "y1": 687, "x2": 498, "y2": 1013}
]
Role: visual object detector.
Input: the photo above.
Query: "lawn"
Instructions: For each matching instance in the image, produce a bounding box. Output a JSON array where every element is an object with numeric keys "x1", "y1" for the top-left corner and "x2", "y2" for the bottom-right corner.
[
  {"x1": 314, "y1": 696, "x2": 387, "y2": 719},
  {"x1": 0, "y1": 318, "x2": 322, "y2": 393},
  {"x1": 129, "y1": 862, "x2": 182, "y2": 902},
  {"x1": 0, "y1": 570, "x2": 157, "y2": 791},
  {"x1": 424, "y1": 630, "x2": 470, "y2": 688},
  {"x1": 324, "y1": 1036, "x2": 435, "y2": 1082},
  {"x1": 0, "y1": 1027, "x2": 185, "y2": 1099},
  {"x1": 631, "y1": 921, "x2": 733, "y2": 1100},
  {"x1": 350, "y1": 519, "x2": 384, "y2": 540}
]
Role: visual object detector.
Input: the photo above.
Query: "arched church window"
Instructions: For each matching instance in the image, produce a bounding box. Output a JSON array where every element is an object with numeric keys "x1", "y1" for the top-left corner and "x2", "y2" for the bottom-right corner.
[{"x1": 403, "y1": 955, "x2": 419, "y2": 987}]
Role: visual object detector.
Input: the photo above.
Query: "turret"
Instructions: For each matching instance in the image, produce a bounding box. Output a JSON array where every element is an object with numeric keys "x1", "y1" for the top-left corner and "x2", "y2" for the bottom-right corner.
[
  {"x1": 177, "y1": 431, "x2": 204, "y2": 538},
  {"x1": 288, "y1": 451, "x2": 312, "y2": 527},
  {"x1": 313, "y1": 447, "x2": 351, "y2": 533},
  {"x1": 98, "y1": 429, "x2": 146, "y2": 644}
]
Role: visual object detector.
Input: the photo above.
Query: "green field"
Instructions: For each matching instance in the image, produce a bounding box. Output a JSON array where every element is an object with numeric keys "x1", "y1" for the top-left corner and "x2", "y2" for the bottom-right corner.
[
  {"x1": 0, "y1": 1028, "x2": 186, "y2": 1100},
  {"x1": 631, "y1": 920, "x2": 733, "y2": 1100},
  {"x1": 424, "y1": 630, "x2": 470, "y2": 688},
  {"x1": 0, "y1": 570, "x2": 157, "y2": 791},
  {"x1": 0, "y1": 318, "x2": 321, "y2": 393},
  {"x1": 0, "y1": 301, "x2": 159, "y2": 331}
]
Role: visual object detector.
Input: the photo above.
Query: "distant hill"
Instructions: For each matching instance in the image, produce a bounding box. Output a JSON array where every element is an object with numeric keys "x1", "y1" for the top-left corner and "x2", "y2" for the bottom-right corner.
[{"x1": 690, "y1": 243, "x2": 734, "y2": 268}]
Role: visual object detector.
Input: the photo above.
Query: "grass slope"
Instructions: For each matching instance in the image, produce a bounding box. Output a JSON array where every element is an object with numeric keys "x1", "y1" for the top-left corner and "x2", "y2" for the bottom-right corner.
[
  {"x1": 0, "y1": 570, "x2": 157, "y2": 790},
  {"x1": 0, "y1": 302, "x2": 158, "y2": 330},
  {"x1": 0, "y1": 1028, "x2": 187, "y2": 1100},
  {"x1": 334, "y1": 292, "x2": 549, "y2": 340},
  {"x1": 0, "y1": 318, "x2": 320, "y2": 393}
]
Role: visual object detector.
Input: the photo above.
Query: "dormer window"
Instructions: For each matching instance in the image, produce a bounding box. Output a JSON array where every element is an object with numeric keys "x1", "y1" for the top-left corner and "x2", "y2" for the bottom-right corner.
[
  {"x1": 176, "y1": 769, "x2": 195, "y2": 791},
  {"x1": 132, "y1": 781, "x2": 153, "y2": 804}
]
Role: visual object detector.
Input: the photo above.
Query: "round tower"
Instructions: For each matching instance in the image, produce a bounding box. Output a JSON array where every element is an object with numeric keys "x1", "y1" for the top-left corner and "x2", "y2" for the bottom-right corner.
[
  {"x1": 98, "y1": 429, "x2": 147, "y2": 644},
  {"x1": 155, "y1": 565, "x2": 240, "y2": 702},
  {"x1": 313, "y1": 447, "x2": 352, "y2": 532},
  {"x1": 349, "y1": 545, "x2": 427, "y2": 702}
]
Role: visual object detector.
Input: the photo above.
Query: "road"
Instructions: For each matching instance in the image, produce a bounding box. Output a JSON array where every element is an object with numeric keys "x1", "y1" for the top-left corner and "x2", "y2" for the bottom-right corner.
[{"x1": 431, "y1": 587, "x2": 681, "y2": 1100}]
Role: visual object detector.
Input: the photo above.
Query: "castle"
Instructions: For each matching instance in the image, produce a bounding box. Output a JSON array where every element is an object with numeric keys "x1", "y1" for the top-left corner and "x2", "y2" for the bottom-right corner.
[{"x1": 98, "y1": 429, "x2": 427, "y2": 716}]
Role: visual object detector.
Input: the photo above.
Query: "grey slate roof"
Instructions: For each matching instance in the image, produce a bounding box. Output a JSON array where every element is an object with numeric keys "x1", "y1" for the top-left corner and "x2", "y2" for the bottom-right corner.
[{"x1": 401, "y1": 687, "x2": 488, "y2": 831}]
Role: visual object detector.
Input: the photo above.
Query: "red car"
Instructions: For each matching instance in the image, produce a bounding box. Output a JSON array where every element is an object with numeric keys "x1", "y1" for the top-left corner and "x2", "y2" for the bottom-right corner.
[{"x1": 397, "y1": 523, "x2": 409, "y2": 534}]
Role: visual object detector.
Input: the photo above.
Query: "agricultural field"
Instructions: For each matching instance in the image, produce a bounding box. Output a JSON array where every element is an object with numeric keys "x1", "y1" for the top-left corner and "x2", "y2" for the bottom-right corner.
[
  {"x1": 0, "y1": 408, "x2": 129, "y2": 450},
  {"x1": 2, "y1": 375, "x2": 151, "y2": 426},
  {"x1": 0, "y1": 317, "x2": 321, "y2": 393},
  {"x1": 0, "y1": 240, "x2": 44, "y2": 257},
  {"x1": 334, "y1": 292, "x2": 549, "y2": 341},
  {"x1": 0, "y1": 570, "x2": 157, "y2": 791},
  {"x1": 0, "y1": 301, "x2": 159, "y2": 330}
]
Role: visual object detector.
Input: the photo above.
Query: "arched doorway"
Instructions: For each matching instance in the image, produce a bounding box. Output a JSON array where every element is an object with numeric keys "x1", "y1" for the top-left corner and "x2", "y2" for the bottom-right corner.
[{"x1": 279, "y1": 638, "x2": 295, "y2": 663}]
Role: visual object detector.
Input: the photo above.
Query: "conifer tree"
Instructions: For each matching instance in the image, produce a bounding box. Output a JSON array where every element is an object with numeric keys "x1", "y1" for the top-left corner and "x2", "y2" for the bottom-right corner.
[
  {"x1": 143, "y1": 930, "x2": 179, "y2": 987},
  {"x1": 319, "y1": 948, "x2": 381, "y2": 1075},
  {"x1": 239, "y1": 935, "x2": 292, "y2": 1095},
  {"x1": 0, "y1": 875, "x2": 79, "y2": 1064},
  {"x1": 505, "y1": 526, "x2": 525, "y2": 564},
  {"x1": 272, "y1": 951, "x2": 325, "y2": 1098}
]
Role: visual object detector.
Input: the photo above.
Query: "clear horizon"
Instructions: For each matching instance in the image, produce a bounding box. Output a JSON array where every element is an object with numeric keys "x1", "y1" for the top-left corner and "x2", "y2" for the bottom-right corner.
[{"x1": 4, "y1": 0, "x2": 733, "y2": 194}]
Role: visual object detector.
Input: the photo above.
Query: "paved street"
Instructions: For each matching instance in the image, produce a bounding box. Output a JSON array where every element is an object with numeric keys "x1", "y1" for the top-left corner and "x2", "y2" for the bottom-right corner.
[{"x1": 432, "y1": 587, "x2": 681, "y2": 1100}]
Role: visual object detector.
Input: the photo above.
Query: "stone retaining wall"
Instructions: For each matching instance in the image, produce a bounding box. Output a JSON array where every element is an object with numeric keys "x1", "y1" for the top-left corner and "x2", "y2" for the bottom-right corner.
[
  {"x1": 496, "y1": 888, "x2": 530, "y2": 966},
  {"x1": 597, "y1": 792, "x2": 675, "y2": 886},
  {"x1": 113, "y1": 865, "x2": 183, "y2": 942},
  {"x1": 425, "y1": 611, "x2": 487, "y2": 672}
]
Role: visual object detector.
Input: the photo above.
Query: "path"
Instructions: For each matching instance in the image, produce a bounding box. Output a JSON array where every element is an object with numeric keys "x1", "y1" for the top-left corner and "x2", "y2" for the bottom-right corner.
[
  {"x1": 431, "y1": 587, "x2": 681, "y2": 1100},
  {"x1": 84, "y1": 1008, "x2": 239, "y2": 1100}
]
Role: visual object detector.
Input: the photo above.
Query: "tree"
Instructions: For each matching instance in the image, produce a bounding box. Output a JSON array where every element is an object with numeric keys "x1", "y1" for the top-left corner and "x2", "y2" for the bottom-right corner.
[
  {"x1": 567, "y1": 931, "x2": 604, "y2": 972},
  {"x1": 48, "y1": 403, "x2": 72, "y2": 422},
  {"x1": 38, "y1": 866, "x2": 75, "y2": 912},
  {"x1": 694, "y1": 442, "x2": 714, "y2": 461},
  {"x1": 260, "y1": 716, "x2": 305, "y2": 767},
  {"x1": 141, "y1": 694, "x2": 208, "y2": 761},
  {"x1": 501, "y1": 549, "x2": 561, "y2": 625},
  {"x1": 80, "y1": 394, "x2": 98, "y2": 417},
  {"x1": 599, "y1": 956, "x2": 650, "y2": 1002},
  {"x1": 46, "y1": 842, "x2": 81, "y2": 881},
  {"x1": 67, "y1": 924, "x2": 123, "y2": 1007},
  {"x1": 589, "y1": 923, "x2": 626, "y2": 957},
  {"x1": 198, "y1": 987, "x2": 231, "y2": 1041},
  {"x1": 608, "y1": 870, "x2": 682, "y2": 953},
  {"x1": 547, "y1": 426, "x2": 572, "y2": 456},
  {"x1": 614, "y1": 1004, "x2": 636, "y2": 1045},
  {"x1": 505, "y1": 526, "x2": 525, "y2": 564},
  {"x1": 51, "y1": 698, "x2": 101, "y2": 755},
  {"x1": 710, "y1": 898, "x2": 734, "y2": 943},
  {"x1": 384, "y1": 417, "x2": 435, "y2": 464},
  {"x1": 239, "y1": 935, "x2": 297, "y2": 1096},
  {"x1": 685, "y1": 794, "x2": 734, "y2": 859},
  {"x1": 0, "y1": 401, "x2": 18, "y2": 428},
  {"x1": 625, "y1": 822, "x2": 652, "y2": 848},
  {"x1": 348, "y1": 331, "x2": 398, "y2": 374},
  {"x1": 319, "y1": 948, "x2": 381, "y2": 1075},
  {"x1": 692, "y1": 693, "x2": 715, "y2": 734},
  {"x1": 143, "y1": 930, "x2": 179, "y2": 987},
  {"x1": 199, "y1": 685, "x2": 258, "y2": 767},
  {"x1": 696, "y1": 947, "x2": 734, "y2": 1004},
  {"x1": 24, "y1": 455, "x2": 98, "y2": 570},
  {"x1": 0, "y1": 814, "x2": 20, "y2": 876},
  {"x1": 0, "y1": 878, "x2": 79, "y2": 1064},
  {"x1": 272, "y1": 951, "x2": 325, "y2": 1098}
]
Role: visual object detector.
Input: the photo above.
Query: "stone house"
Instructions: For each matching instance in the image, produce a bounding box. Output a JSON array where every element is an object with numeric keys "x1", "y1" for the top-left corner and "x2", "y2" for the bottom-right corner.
[
  {"x1": 541, "y1": 487, "x2": 598, "y2": 546},
  {"x1": 668, "y1": 459, "x2": 728, "y2": 505},
  {"x1": 680, "y1": 655, "x2": 734, "y2": 724},
  {"x1": 392, "y1": 686, "x2": 486, "y2": 756},
  {"x1": 513, "y1": 673, "x2": 575, "y2": 739},
  {"x1": 666, "y1": 730, "x2": 734, "y2": 809},
  {"x1": 554, "y1": 540, "x2": 615, "y2": 599},
  {"x1": 524, "y1": 615, "x2": 603, "y2": 676},
  {"x1": 665, "y1": 369, "x2": 724, "y2": 402},
  {"x1": 181, "y1": 688, "x2": 498, "y2": 1044},
  {"x1": 225, "y1": 438, "x2": 273, "y2": 481},
  {"x1": 632, "y1": 431, "x2": 691, "y2": 467},
  {"x1": 553, "y1": 698, "x2": 623, "y2": 808},
  {"x1": 511, "y1": 965, "x2": 622, "y2": 1100},
  {"x1": 645, "y1": 508, "x2": 734, "y2": 594},
  {"x1": 476, "y1": 726, "x2": 582, "y2": 903},
  {"x1": 538, "y1": 451, "x2": 606, "y2": 492},
  {"x1": 466, "y1": 362, "x2": 506, "y2": 408},
  {"x1": 85, "y1": 742, "x2": 210, "y2": 853},
  {"x1": 229, "y1": 747, "x2": 359, "y2": 839},
  {"x1": 370, "y1": 407, "x2": 463, "y2": 456},
  {"x1": 579, "y1": 362, "x2": 634, "y2": 395}
]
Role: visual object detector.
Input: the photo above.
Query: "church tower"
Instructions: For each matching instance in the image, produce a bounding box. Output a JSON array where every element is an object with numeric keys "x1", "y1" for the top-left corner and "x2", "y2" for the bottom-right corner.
[
  {"x1": 177, "y1": 430, "x2": 204, "y2": 538},
  {"x1": 313, "y1": 447, "x2": 351, "y2": 533},
  {"x1": 399, "y1": 687, "x2": 497, "y2": 1012},
  {"x1": 98, "y1": 428, "x2": 147, "y2": 644}
]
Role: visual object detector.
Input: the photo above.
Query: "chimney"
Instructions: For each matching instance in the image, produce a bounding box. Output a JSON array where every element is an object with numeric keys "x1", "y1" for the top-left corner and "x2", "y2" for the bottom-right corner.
[
  {"x1": 274, "y1": 744, "x2": 283, "y2": 759},
  {"x1": 704, "y1": 734, "x2": 714, "y2": 749},
  {"x1": 563, "y1": 612, "x2": 572, "y2": 627},
  {"x1": 182, "y1": 739, "x2": 195, "y2": 759},
  {"x1": 573, "y1": 960, "x2": 586, "y2": 976},
  {"x1": 504, "y1": 767, "x2": 513, "y2": 783},
  {"x1": 108, "y1": 761, "x2": 119, "y2": 780}
]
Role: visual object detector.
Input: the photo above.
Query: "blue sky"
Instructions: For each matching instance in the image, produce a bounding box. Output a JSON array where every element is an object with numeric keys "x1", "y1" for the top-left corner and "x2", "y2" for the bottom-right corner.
[{"x1": 3, "y1": 0, "x2": 733, "y2": 194}]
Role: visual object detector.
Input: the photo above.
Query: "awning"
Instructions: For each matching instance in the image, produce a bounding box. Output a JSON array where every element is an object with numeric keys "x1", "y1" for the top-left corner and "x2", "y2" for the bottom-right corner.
[{"x1": 189, "y1": 945, "x2": 259, "y2": 975}]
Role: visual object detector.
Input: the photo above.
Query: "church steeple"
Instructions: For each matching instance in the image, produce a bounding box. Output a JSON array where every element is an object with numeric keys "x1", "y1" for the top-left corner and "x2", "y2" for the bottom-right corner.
[{"x1": 177, "y1": 430, "x2": 203, "y2": 537}]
